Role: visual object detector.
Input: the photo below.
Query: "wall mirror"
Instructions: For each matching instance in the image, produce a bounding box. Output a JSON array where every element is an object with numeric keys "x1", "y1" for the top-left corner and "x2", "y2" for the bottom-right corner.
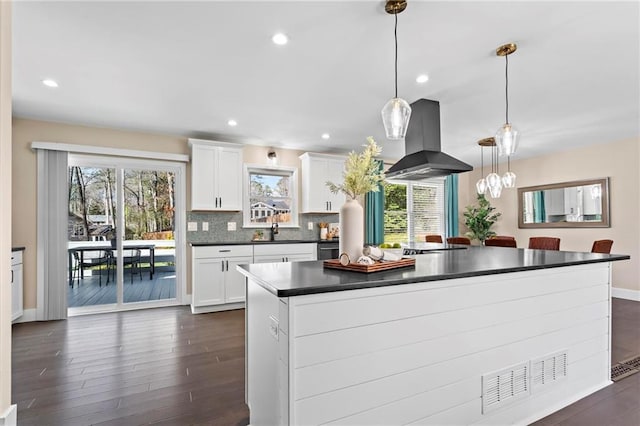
[{"x1": 518, "y1": 177, "x2": 610, "y2": 228}]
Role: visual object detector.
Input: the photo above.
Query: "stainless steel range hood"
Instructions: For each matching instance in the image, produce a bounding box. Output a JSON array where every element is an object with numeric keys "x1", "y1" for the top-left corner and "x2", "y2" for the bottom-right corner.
[{"x1": 386, "y1": 99, "x2": 473, "y2": 180}]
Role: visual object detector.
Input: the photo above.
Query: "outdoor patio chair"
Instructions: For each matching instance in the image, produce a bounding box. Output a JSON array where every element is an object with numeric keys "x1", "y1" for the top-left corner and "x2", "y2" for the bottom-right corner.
[
  {"x1": 72, "y1": 249, "x2": 113, "y2": 287},
  {"x1": 123, "y1": 249, "x2": 142, "y2": 283}
]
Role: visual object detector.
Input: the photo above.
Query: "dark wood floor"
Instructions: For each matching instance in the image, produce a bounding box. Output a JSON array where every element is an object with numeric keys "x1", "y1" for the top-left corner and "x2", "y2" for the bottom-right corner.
[{"x1": 12, "y1": 298, "x2": 640, "y2": 425}]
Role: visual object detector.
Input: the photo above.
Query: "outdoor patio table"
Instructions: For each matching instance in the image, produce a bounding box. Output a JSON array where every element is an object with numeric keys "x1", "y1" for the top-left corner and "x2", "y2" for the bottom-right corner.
[{"x1": 68, "y1": 243, "x2": 155, "y2": 286}]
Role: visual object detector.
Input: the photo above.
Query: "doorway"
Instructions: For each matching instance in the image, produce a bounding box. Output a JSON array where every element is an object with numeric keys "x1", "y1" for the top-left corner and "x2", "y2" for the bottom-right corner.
[{"x1": 67, "y1": 154, "x2": 185, "y2": 314}]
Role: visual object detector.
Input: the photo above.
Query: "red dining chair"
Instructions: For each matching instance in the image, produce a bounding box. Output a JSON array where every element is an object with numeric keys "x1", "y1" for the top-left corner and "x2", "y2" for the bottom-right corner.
[
  {"x1": 591, "y1": 239, "x2": 613, "y2": 254},
  {"x1": 485, "y1": 238, "x2": 517, "y2": 248},
  {"x1": 528, "y1": 237, "x2": 561, "y2": 251},
  {"x1": 425, "y1": 235, "x2": 443, "y2": 243},
  {"x1": 446, "y1": 237, "x2": 471, "y2": 245},
  {"x1": 493, "y1": 235, "x2": 516, "y2": 240}
]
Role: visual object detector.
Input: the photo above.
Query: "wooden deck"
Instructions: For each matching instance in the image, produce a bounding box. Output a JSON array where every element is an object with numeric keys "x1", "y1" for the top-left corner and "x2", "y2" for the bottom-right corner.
[{"x1": 68, "y1": 269, "x2": 176, "y2": 307}]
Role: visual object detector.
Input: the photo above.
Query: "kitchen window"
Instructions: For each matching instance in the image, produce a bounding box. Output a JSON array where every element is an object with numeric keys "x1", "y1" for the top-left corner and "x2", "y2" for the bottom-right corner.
[
  {"x1": 384, "y1": 178, "x2": 445, "y2": 243},
  {"x1": 243, "y1": 165, "x2": 298, "y2": 228}
]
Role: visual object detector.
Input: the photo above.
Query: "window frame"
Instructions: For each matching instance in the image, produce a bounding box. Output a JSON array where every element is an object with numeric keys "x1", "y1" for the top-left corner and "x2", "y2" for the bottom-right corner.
[
  {"x1": 243, "y1": 164, "x2": 299, "y2": 228},
  {"x1": 384, "y1": 177, "x2": 446, "y2": 242}
]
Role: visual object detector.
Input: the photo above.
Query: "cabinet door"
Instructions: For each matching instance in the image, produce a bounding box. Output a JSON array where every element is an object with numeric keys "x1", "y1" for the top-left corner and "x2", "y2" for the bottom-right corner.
[
  {"x1": 326, "y1": 158, "x2": 346, "y2": 212},
  {"x1": 11, "y1": 264, "x2": 23, "y2": 321},
  {"x1": 191, "y1": 144, "x2": 218, "y2": 210},
  {"x1": 216, "y1": 148, "x2": 243, "y2": 210},
  {"x1": 225, "y1": 256, "x2": 253, "y2": 303},
  {"x1": 192, "y1": 258, "x2": 225, "y2": 306},
  {"x1": 305, "y1": 157, "x2": 330, "y2": 212}
]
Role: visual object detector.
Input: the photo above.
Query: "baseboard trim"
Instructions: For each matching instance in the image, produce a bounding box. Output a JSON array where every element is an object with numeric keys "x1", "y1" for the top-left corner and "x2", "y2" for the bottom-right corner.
[
  {"x1": 191, "y1": 302, "x2": 245, "y2": 314},
  {"x1": 612, "y1": 287, "x2": 640, "y2": 301},
  {"x1": 12, "y1": 308, "x2": 36, "y2": 323},
  {"x1": 0, "y1": 404, "x2": 17, "y2": 426}
]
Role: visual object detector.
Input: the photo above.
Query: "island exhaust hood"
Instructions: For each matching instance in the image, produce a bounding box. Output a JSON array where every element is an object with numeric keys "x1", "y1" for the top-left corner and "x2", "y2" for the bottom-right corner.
[{"x1": 386, "y1": 99, "x2": 473, "y2": 180}]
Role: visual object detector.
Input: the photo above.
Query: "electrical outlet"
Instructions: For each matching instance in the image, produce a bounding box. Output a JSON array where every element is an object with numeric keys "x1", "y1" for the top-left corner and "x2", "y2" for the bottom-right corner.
[
  {"x1": 308, "y1": 221, "x2": 313, "y2": 230},
  {"x1": 202, "y1": 222, "x2": 209, "y2": 231},
  {"x1": 227, "y1": 222, "x2": 236, "y2": 231},
  {"x1": 187, "y1": 221, "x2": 198, "y2": 232}
]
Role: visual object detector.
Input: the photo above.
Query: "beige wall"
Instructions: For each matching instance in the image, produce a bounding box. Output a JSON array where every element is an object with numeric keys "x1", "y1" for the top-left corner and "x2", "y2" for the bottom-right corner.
[
  {"x1": 0, "y1": 0, "x2": 11, "y2": 415},
  {"x1": 459, "y1": 138, "x2": 640, "y2": 292}
]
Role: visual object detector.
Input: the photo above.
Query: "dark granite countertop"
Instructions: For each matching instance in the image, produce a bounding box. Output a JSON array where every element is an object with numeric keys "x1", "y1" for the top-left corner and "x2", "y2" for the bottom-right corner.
[
  {"x1": 190, "y1": 239, "x2": 337, "y2": 247},
  {"x1": 237, "y1": 246, "x2": 630, "y2": 297},
  {"x1": 12, "y1": 247, "x2": 25, "y2": 252}
]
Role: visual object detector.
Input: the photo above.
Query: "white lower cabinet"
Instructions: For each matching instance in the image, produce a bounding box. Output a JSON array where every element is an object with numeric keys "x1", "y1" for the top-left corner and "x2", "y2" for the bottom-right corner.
[
  {"x1": 253, "y1": 243, "x2": 317, "y2": 263},
  {"x1": 192, "y1": 245, "x2": 253, "y2": 313},
  {"x1": 191, "y1": 243, "x2": 317, "y2": 313},
  {"x1": 11, "y1": 250, "x2": 24, "y2": 322}
]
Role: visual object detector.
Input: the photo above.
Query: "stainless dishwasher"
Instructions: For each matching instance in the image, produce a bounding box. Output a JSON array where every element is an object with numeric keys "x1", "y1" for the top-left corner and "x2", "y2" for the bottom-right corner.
[{"x1": 317, "y1": 241, "x2": 339, "y2": 260}]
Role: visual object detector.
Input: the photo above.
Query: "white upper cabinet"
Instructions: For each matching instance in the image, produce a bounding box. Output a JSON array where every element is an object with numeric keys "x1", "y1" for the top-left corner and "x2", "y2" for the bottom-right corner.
[
  {"x1": 299, "y1": 153, "x2": 346, "y2": 213},
  {"x1": 189, "y1": 139, "x2": 243, "y2": 211}
]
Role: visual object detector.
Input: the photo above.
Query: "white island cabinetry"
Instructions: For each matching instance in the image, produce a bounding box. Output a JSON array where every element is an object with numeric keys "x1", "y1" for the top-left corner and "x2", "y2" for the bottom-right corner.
[
  {"x1": 189, "y1": 138, "x2": 243, "y2": 211},
  {"x1": 299, "y1": 153, "x2": 345, "y2": 213},
  {"x1": 191, "y1": 245, "x2": 252, "y2": 313}
]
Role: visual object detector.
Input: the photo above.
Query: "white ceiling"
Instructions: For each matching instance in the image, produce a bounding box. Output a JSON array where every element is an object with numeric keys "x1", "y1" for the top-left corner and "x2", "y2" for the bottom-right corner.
[{"x1": 12, "y1": 1, "x2": 640, "y2": 166}]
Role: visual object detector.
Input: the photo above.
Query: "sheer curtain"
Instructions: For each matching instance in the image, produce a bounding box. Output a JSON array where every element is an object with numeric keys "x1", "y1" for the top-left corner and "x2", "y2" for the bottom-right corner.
[{"x1": 36, "y1": 149, "x2": 68, "y2": 320}]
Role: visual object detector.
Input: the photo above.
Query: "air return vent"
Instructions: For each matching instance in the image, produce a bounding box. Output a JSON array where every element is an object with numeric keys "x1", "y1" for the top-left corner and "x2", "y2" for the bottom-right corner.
[
  {"x1": 482, "y1": 362, "x2": 530, "y2": 414},
  {"x1": 531, "y1": 350, "x2": 568, "y2": 392}
]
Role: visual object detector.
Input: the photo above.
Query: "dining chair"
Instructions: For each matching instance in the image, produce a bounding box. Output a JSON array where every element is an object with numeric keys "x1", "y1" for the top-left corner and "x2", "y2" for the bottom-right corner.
[
  {"x1": 446, "y1": 236, "x2": 471, "y2": 245},
  {"x1": 123, "y1": 249, "x2": 142, "y2": 283},
  {"x1": 591, "y1": 239, "x2": 613, "y2": 254},
  {"x1": 72, "y1": 249, "x2": 113, "y2": 287},
  {"x1": 528, "y1": 237, "x2": 561, "y2": 251},
  {"x1": 485, "y1": 238, "x2": 517, "y2": 248},
  {"x1": 425, "y1": 234, "x2": 443, "y2": 243},
  {"x1": 493, "y1": 235, "x2": 516, "y2": 240}
]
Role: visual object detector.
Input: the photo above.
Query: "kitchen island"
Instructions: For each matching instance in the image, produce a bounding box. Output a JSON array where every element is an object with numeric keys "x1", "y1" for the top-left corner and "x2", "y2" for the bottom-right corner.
[{"x1": 237, "y1": 246, "x2": 629, "y2": 425}]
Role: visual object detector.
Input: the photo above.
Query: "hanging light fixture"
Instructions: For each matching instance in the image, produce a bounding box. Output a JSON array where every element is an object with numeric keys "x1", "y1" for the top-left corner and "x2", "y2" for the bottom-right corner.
[
  {"x1": 502, "y1": 155, "x2": 516, "y2": 188},
  {"x1": 477, "y1": 137, "x2": 502, "y2": 198},
  {"x1": 476, "y1": 141, "x2": 487, "y2": 195},
  {"x1": 495, "y1": 43, "x2": 519, "y2": 156},
  {"x1": 381, "y1": 0, "x2": 411, "y2": 140}
]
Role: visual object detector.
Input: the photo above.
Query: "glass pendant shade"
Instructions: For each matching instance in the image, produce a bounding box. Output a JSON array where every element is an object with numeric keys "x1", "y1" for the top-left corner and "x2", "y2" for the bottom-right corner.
[
  {"x1": 382, "y1": 98, "x2": 412, "y2": 140},
  {"x1": 486, "y1": 172, "x2": 502, "y2": 198},
  {"x1": 502, "y1": 171, "x2": 516, "y2": 188},
  {"x1": 476, "y1": 178, "x2": 487, "y2": 195},
  {"x1": 495, "y1": 123, "x2": 519, "y2": 156}
]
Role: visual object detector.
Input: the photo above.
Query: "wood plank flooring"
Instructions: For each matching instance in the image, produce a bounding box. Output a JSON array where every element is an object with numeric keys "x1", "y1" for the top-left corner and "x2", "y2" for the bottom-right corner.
[
  {"x1": 12, "y1": 298, "x2": 640, "y2": 425},
  {"x1": 68, "y1": 271, "x2": 176, "y2": 307}
]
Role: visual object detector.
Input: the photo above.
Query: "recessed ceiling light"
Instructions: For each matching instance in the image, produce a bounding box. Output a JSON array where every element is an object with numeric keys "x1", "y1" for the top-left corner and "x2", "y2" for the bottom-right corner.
[
  {"x1": 227, "y1": 119, "x2": 238, "y2": 127},
  {"x1": 272, "y1": 33, "x2": 288, "y2": 45},
  {"x1": 42, "y1": 79, "x2": 58, "y2": 88},
  {"x1": 321, "y1": 133, "x2": 330, "y2": 140},
  {"x1": 416, "y1": 74, "x2": 429, "y2": 83}
]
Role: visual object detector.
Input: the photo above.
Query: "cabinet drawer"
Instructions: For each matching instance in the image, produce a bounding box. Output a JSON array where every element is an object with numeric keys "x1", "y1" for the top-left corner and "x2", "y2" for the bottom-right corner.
[
  {"x1": 254, "y1": 243, "x2": 316, "y2": 257},
  {"x1": 11, "y1": 250, "x2": 23, "y2": 266},
  {"x1": 192, "y1": 245, "x2": 253, "y2": 259}
]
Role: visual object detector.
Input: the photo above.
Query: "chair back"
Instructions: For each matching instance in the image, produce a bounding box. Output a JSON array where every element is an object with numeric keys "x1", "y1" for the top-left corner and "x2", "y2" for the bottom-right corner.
[
  {"x1": 485, "y1": 238, "x2": 517, "y2": 248},
  {"x1": 493, "y1": 235, "x2": 516, "y2": 240},
  {"x1": 446, "y1": 237, "x2": 471, "y2": 245},
  {"x1": 591, "y1": 239, "x2": 613, "y2": 254},
  {"x1": 528, "y1": 237, "x2": 561, "y2": 251},
  {"x1": 425, "y1": 235, "x2": 443, "y2": 243}
]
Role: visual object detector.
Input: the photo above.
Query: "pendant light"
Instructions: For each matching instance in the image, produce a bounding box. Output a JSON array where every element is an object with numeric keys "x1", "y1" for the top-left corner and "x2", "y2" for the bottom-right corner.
[
  {"x1": 477, "y1": 137, "x2": 502, "y2": 198},
  {"x1": 495, "y1": 43, "x2": 519, "y2": 156},
  {"x1": 381, "y1": 0, "x2": 411, "y2": 140},
  {"x1": 475, "y1": 141, "x2": 487, "y2": 195},
  {"x1": 502, "y1": 155, "x2": 516, "y2": 188}
]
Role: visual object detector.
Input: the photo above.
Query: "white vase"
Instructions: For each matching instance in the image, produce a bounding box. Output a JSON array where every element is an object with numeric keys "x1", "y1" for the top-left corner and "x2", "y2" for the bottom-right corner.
[
  {"x1": 339, "y1": 197, "x2": 364, "y2": 264},
  {"x1": 320, "y1": 227, "x2": 328, "y2": 240}
]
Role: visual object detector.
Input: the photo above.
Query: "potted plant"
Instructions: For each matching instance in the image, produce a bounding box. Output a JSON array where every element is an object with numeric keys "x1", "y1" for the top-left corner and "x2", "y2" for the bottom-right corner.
[
  {"x1": 326, "y1": 137, "x2": 385, "y2": 263},
  {"x1": 463, "y1": 194, "x2": 501, "y2": 244}
]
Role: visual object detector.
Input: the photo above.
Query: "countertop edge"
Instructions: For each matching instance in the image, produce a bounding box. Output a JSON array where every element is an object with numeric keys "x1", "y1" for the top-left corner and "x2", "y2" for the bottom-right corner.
[
  {"x1": 12, "y1": 247, "x2": 26, "y2": 252},
  {"x1": 190, "y1": 240, "x2": 336, "y2": 246},
  {"x1": 238, "y1": 254, "x2": 629, "y2": 298}
]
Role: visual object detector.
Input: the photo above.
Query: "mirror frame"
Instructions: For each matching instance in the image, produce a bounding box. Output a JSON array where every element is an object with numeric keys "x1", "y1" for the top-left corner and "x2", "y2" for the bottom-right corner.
[{"x1": 517, "y1": 177, "x2": 610, "y2": 228}]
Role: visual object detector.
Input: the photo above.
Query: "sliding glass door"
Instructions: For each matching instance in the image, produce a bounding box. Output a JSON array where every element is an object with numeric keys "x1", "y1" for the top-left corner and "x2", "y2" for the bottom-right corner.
[{"x1": 67, "y1": 155, "x2": 183, "y2": 314}]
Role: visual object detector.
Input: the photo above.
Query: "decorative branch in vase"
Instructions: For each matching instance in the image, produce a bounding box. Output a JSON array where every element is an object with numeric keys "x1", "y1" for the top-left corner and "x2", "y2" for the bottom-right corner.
[{"x1": 326, "y1": 137, "x2": 385, "y2": 264}]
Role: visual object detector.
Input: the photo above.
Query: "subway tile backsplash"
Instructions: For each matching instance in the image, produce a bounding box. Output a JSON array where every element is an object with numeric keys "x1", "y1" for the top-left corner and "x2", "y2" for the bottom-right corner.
[{"x1": 186, "y1": 211, "x2": 338, "y2": 243}]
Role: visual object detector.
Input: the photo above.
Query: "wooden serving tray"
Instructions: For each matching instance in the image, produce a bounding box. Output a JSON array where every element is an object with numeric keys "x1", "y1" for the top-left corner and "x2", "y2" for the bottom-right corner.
[{"x1": 323, "y1": 257, "x2": 415, "y2": 273}]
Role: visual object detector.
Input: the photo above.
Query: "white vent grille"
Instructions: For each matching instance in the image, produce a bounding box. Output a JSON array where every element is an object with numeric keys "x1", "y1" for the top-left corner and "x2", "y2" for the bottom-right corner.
[
  {"x1": 531, "y1": 350, "x2": 568, "y2": 392},
  {"x1": 482, "y1": 362, "x2": 530, "y2": 414}
]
